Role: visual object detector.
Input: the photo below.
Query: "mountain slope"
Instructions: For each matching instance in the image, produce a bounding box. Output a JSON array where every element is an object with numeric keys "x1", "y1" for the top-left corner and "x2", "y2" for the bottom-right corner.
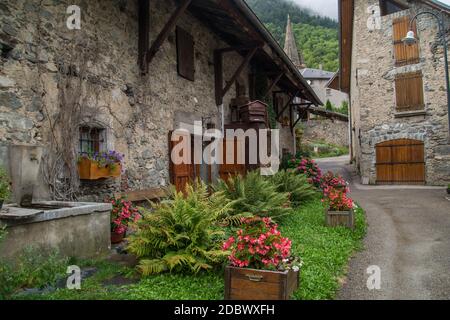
[{"x1": 246, "y1": 0, "x2": 339, "y2": 72}]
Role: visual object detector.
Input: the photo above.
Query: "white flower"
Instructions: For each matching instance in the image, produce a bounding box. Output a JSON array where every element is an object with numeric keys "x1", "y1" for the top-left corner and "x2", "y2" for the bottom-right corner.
[{"x1": 292, "y1": 266, "x2": 300, "y2": 272}]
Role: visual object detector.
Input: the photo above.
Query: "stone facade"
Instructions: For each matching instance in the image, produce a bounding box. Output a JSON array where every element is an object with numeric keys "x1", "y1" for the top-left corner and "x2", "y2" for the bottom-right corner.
[
  {"x1": 302, "y1": 119, "x2": 350, "y2": 148},
  {"x1": 350, "y1": 0, "x2": 450, "y2": 185},
  {"x1": 0, "y1": 0, "x2": 297, "y2": 201}
]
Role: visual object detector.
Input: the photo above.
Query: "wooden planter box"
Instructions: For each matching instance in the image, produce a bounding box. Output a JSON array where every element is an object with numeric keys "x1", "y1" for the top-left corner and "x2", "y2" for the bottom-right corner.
[
  {"x1": 325, "y1": 208, "x2": 355, "y2": 229},
  {"x1": 224, "y1": 266, "x2": 300, "y2": 300},
  {"x1": 78, "y1": 158, "x2": 121, "y2": 180}
]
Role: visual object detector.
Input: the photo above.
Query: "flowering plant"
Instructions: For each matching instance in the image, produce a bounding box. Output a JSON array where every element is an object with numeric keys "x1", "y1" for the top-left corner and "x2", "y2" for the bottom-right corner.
[
  {"x1": 109, "y1": 196, "x2": 141, "y2": 235},
  {"x1": 296, "y1": 158, "x2": 322, "y2": 188},
  {"x1": 321, "y1": 171, "x2": 349, "y2": 194},
  {"x1": 322, "y1": 187, "x2": 353, "y2": 211},
  {"x1": 223, "y1": 217, "x2": 302, "y2": 271},
  {"x1": 79, "y1": 150, "x2": 124, "y2": 172}
]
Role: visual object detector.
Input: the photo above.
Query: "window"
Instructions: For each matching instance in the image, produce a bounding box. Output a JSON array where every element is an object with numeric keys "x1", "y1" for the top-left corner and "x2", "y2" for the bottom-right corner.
[
  {"x1": 395, "y1": 71, "x2": 424, "y2": 112},
  {"x1": 393, "y1": 16, "x2": 419, "y2": 66},
  {"x1": 79, "y1": 126, "x2": 107, "y2": 155},
  {"x1": 176, "y1": 26, "x2": 195, "y2": 81},
  {"x1": 326, "y1": 88, "x2": 332, "y2": 96},
  {"x1": 380, "y1": 0, "x2": 408, "y2": 16}
]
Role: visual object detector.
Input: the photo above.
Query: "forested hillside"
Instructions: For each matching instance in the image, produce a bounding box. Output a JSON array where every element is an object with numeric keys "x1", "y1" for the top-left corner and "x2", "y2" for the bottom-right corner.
[{"x1": 246, "y1": 0, "x2": 339, "y2": 72}]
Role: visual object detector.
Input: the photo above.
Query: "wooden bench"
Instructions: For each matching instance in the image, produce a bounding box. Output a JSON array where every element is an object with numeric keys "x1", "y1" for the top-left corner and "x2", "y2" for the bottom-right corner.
[{"x1": 114, "y1": 187, "x2": 168, "y2": 202}]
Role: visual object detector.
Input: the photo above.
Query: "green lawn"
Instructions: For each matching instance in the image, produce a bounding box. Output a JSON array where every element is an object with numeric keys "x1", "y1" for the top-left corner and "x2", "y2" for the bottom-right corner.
[{"x1": 10, "y1": 200, "x2": 366, "y2": 300}]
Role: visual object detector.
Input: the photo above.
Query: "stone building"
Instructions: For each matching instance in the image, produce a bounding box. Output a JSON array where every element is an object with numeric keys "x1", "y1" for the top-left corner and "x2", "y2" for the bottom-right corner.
[
  {"x1": 335, "y1": 0, "x2": 450, "y2": 185},
  {"x1": 0, "y1": 0, "x2": 320, "y2": 201},
  {"x1": 282, "y1": 15, "x2": 349, "y2": 148}
]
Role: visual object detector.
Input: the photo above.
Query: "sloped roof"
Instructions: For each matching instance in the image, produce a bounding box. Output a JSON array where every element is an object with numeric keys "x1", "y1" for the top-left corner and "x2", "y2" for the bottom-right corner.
[{"x1": 301, "y1": 68, "x2": 335, "y2": 80}]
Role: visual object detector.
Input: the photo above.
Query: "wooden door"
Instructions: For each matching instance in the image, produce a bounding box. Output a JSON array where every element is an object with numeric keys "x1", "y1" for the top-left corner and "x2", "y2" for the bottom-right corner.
[
  {"x1": 376, "y1": 139, "x2": 425, "y2": 185},
  {"x1": 169, "y1": 131, "x2": 193, "y2": 193},
  {"x1": 219, "y1": 138, "x2": 246, "y2": 181}
]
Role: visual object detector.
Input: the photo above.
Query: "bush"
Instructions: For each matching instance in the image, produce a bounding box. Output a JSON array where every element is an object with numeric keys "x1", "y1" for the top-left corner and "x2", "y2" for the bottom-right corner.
[
  {"x1": 127, "y1": 182, "x2": 231, "y2": 276},
  {"x1": 214, "y1": 171, "x2": 291, "y2": 222},
  {"x1": 269, "y1": 170, "x2": 318, "y2": 207},
  {"x1": 0, "y1": 167, "x2": 11, "y2": 201}
]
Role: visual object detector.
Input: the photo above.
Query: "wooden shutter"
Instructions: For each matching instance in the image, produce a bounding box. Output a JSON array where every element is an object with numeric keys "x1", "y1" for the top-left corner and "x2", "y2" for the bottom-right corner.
[
  {"x1": 176, "y1": 26, "x2": 195, "y2": 81},
  {"x1": 219, "y1": 138, "x2": 246, "y2": 181},
  {"x1": 393, "y1": 16, "x2": 419, "y2": 66},
  {"x1": 395, "y1": 71, "x2": 424, "y2": 112}
]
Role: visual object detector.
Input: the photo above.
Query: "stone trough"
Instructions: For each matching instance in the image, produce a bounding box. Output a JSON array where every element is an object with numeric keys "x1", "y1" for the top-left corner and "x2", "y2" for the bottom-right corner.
[{"x1": 0, "y1": 145, "x2": 111, "y2": 260}]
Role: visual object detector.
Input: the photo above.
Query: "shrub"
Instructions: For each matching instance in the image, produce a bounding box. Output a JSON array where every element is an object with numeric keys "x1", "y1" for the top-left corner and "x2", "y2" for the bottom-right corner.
[
  {"x1": 269, "y1": 170, "x2": 318, "y2": 207},
  {"x1": 214, "y1": 171, "x2": 291, "y2": 222},
  {"x1": 127, "y1": 182, "x2": 231, "y2": 276},
  {"x1": 321, "y1": 171, "x2": 349, "y2": 194},
  {"x1": 223, "y1": 217, "x2": 302, "y2": 271},
  {"x1": 296, "y1": 158, "x2": 323, "y2": 188},
  {"x1": 0, "y1": 167, "x2": 11, "y2": 201},
  {"x1": 108, "y1": 196, "x2": 141, "y2": 235}
]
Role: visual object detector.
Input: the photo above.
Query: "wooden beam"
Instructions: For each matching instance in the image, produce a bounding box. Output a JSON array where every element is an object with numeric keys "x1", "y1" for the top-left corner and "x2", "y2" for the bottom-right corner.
[
  {"x1": 146, "y1": 0, "x2": 192, "y2": 64},
  {"x1": 293, "y1": 113, "x2": 303, "y2": 128},
  {"x1": 217, "y1": 0, "x2": 265, "y2": 42},
  {"x1": 138, "y1": 0, "x2": 150, "y2": 74},
  {"x1": 217, "y1": 42, "x2": 263, "y2": 53},
  {"x1": 263, "y1": 72, "x2": 284, "y2": 100},
  {"x1": 222, "y1": 47, "x2": 258, "y2": 98},
  {"x1": 289, "y1": 104, "x2": 293, "y2": 133},
  {"x1": 276, "y1": 91, "x2": 298, "y2": 120}
]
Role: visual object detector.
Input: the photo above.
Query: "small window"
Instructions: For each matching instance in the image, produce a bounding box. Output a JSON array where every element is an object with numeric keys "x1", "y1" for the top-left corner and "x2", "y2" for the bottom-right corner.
[
  {"x1": 380, "y1": 0, "x2": 408, "y2": 16},
  {"x1": 395, "y1": 71, "x2": 424, "y2": 112},
  {"x1": 79, "y1": 126, "x2": 107, "y2": 155},
  {"x1": 176, "y1": 26, "x2": 195, "y2": 81},
  {"x1": 326, "y1": 88, "x2": 332, "y2": 96}
]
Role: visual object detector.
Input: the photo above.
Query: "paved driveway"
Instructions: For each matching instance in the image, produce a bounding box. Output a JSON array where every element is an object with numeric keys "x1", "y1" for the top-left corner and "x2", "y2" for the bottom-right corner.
[{"x1": 315, "y1": 156, "x2": 450, "y2": 300}]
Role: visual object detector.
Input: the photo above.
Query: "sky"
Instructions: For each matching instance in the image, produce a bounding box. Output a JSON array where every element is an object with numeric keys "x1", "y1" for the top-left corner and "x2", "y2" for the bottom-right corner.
[{"x1": 292, "y1": 0, "x2": 450, "y2": 20}]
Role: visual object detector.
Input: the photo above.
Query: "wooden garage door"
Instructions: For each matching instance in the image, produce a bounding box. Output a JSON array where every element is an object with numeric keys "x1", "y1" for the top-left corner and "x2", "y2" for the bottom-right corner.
[{"x1": 376, "y1": 139, "x2": 425, "y2": 185}]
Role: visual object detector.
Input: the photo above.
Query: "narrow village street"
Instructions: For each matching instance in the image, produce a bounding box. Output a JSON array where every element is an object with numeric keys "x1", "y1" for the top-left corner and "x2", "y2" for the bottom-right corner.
[{"x1": 316, "y1": 156, "x2": 450, "y2": 300}]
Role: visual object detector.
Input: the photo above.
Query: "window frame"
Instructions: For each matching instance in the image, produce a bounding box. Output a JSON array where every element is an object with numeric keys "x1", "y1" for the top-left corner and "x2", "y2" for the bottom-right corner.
[{"x1": 79, "y1": 125, "x2": 107, "y2": 155}]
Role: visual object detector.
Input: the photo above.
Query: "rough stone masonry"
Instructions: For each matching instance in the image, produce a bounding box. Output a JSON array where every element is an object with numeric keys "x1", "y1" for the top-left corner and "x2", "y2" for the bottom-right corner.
[
  {"x1": 350, "y1": 0, "x2": 450, "y2": 185},
  {"x1": 0, "y1": 0, "x2": 298, "y2": 201}
]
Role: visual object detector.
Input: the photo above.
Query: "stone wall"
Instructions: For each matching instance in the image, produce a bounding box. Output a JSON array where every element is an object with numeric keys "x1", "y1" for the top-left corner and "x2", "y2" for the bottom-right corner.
[
  {"x1": 0, "y1": 0, "x2": 294, "y2": 201},
  {"x1": 350, "y1": 0, "x2": 450, "y2": 185},
  {"x1": 302, "y1": 119, "x2": 349, "y2": 147}
]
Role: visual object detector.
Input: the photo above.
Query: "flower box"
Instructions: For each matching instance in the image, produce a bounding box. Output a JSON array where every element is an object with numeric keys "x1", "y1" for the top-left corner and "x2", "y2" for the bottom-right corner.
[
  {"x1": 78, "y1": 158, "x2": 121, "y2": 180},
  {"x1": 224, "y1": 265, "x2": 300, "y2": 300},
  {"x1": 325, "y1": 208, "x2": 354, "y2": 229}
]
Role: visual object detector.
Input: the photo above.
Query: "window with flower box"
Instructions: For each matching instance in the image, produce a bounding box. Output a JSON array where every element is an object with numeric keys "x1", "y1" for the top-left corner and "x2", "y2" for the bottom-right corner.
[{"x1": 79, "y1": 126, "x2": 107, "y2": 155}]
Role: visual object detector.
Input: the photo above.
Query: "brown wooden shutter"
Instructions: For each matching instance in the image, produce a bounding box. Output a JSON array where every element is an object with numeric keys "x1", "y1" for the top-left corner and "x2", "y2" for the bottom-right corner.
[
  {"x1": 176, "y1": 26, "x2": 195, "y2": 81},
  {"x1": 395, "y1": 71, "x2": 424, "y2": 112},
  {"x1": 393, "y1": 16, "x2": 419, "y2": 66}
]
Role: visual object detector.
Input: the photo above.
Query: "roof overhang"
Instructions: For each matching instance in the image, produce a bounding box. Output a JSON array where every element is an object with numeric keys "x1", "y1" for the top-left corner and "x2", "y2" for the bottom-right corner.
[{"x1": 184, "y1": 0, "x2": 322, "y2": 106}]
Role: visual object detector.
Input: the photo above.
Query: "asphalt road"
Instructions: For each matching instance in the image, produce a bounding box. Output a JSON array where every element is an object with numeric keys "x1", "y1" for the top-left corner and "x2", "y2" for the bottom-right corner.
[{"x1": 315, "y1": 156, "x2": 450, "y2": 300}]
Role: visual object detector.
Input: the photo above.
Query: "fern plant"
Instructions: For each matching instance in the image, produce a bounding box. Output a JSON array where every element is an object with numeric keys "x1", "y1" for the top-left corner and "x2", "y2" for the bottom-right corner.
[
  {"x1": 214, "y1": 171, "x2": 291, "y2": 222},
  {"x1": 127, "y1": 182, "x2": 231, "y2": 276},
  {"x1": 268, "y1": 170, "x2": 319, "y2": 208}
]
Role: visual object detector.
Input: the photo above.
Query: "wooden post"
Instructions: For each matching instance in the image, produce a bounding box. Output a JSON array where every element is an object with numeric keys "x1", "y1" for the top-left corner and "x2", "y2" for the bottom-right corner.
[{"x1": 263, "y1": 72, "x2": 284, "y2": 100}]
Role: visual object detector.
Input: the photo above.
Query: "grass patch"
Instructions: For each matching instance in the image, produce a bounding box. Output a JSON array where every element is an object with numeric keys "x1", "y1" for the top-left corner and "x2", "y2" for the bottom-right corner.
[{"x1": 10, "y1": 199, "x2": 366, "y2": 300}]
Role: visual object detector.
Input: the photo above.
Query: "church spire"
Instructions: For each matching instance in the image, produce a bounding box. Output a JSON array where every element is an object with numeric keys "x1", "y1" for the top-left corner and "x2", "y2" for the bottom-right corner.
[{"x1": 284, "y1": 14, "x2": 306, "y2": 69}]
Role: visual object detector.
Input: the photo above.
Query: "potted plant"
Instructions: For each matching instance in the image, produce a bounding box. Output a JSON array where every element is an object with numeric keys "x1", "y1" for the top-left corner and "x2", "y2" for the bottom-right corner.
[
  {"x1": 0, "y1": 167, "x2": 11, "y2": 211},
  {"x1": 323, "y1": 187, "x2": 355, "y2": 229},
  {"x1": 78, "y1": 150, "x2": 124, "y2": 180},
  {"x1": 223, "y1": 217, "x2": 302, "y2": 300},
  {"x1": 109, "y1": 196, "x2": 141, "y2": 244}
]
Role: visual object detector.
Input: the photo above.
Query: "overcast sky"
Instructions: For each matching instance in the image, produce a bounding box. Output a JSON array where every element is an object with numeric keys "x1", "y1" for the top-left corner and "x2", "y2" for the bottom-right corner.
[{"x1": 292, "y1": 0, "x2": 450, "y2": 20}]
